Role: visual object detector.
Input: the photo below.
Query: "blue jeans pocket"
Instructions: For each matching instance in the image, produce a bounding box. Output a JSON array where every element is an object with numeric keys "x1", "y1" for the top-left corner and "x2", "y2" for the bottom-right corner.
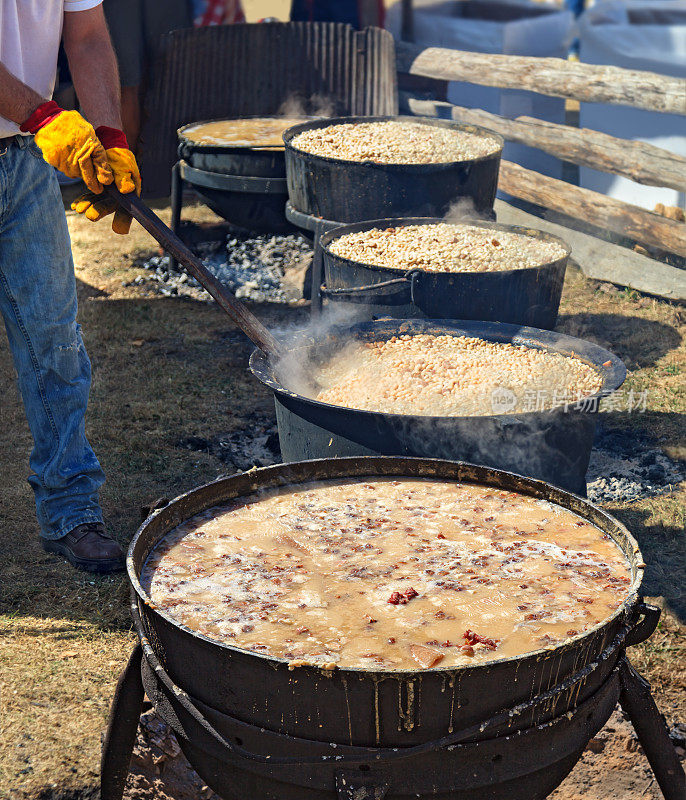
[{"x1": 25, "y1": 139, "x2": 45, "y2": 160}]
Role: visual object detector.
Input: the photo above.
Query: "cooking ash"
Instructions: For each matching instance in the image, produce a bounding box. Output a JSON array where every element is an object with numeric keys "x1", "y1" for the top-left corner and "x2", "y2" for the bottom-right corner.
[
  {"x1": 587, "y1": 426, "x2": 684, "y2": 504},
  {"x1": 128, "y1": 232, "x2": 312, "y2": 303},
  {"x1": 178, "y1": 414, "x2": 280, "y2": 472}
]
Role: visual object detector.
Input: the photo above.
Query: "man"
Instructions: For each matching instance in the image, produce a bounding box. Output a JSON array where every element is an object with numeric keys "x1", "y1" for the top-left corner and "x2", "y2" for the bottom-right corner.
[
  {"x1": 191, "y1": 0, "x2": 245, "y2": 27},
  {"x1": 103, "y1": 0, "x2": 193, "y2": 151},
  {"x1": 0, "y1": 2, "x2": 140, "y2": 572},
  {"x1": 290, "y1": 0, "x2": 385, "y2": 28}
]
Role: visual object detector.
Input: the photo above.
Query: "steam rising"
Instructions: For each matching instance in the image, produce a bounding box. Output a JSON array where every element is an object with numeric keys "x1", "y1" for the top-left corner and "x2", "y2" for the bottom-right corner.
[
  {"x1": 387, "y1": 412, "x2": 593, "y2": 495},
  {"x1": 278, "y1": 93, "x2": 335, "y2": 119},
  {"x1": 442, "y1": 196, "x2": 488, "y2": 224},
  {"x1": 269, "y1": 302, "x2": 368, "y2": 397}
]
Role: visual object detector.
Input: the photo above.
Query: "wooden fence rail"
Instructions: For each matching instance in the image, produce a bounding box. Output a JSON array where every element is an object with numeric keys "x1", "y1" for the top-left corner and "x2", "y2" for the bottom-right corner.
[
  {"x1": 496, "y1": 201, "x2": 686, "y2": 302},
  {"x1": 498, "y1": 160, "x2": 686, "y2": 258},
  {"x1": 403, "y1": 96, "x2": 686, "y2": 192},
  {"x1": 396, "y1": 42, "x2": 686, "y2": 115}
]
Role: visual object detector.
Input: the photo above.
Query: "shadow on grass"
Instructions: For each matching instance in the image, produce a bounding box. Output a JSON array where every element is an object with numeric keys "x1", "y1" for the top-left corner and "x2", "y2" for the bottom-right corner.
[
  {"x1": 614, "y1": 504, "x2": 686, "y2": 622},
  {"x1": 36, "y1": 789, "x2": 99, "y2": 800},
  {"x1": 556, "y1": 312, "x2": 681, "y2": 369},
  {"x1": 597, "y1": 409, "x2": 685, "y2": 450},
  {"x1": 595, "y1": 411, "x2": 685, "y2": 621}
]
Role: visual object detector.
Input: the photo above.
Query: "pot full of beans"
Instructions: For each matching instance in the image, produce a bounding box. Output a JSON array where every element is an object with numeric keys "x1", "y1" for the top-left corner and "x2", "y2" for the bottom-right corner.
[
  {"x1": 283, "y1": 116, "x2": 504, "y2": 222},
  {"x1": 317, "y1": 218, "x2": 571, "y2": 329},
  {"x1": 250, "y1": 318, "x2": 626, "y2": 495}
]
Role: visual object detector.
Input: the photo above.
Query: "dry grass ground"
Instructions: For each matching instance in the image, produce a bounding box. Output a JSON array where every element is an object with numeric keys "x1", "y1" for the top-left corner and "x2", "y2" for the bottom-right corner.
[{"x1": 0, "y1": 203, "x2": 683, "y2": 799}]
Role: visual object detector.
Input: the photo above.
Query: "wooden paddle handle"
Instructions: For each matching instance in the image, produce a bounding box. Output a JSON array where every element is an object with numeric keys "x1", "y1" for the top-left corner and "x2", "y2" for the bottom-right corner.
[{"x1": 106, "y1": 187, "x2": 283, "y2": 360}]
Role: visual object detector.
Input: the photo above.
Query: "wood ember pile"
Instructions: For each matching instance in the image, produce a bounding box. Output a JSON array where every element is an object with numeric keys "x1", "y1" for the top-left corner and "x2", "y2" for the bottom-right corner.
[
  {"x1": 123, "y1": 708, "x2": 219, "y2": 800},
  {"x1": 131, "y1": 232, "x2": 312, "y2": 303}
]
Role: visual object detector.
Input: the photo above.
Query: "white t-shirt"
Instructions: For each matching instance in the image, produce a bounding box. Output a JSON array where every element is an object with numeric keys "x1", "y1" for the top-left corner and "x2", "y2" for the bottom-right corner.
[{"x1": 0, "y1": 0, "x2": 102, "y2": 137}]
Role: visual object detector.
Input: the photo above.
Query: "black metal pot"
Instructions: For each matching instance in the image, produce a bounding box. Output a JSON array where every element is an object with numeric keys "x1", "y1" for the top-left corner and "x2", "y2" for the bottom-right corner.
[
  {"x1": 250, "y1": 319, "x2": 626, "y2": 495},
  {"x1": 175, "y1": 117, "x2": 317, "y2": 233},
  {"x1": 178, "y1": 117, "x2": 316, "y2": 178},
  {"x1": 174, "y1": 159, "x2": 293, "y2": 234},
  {"x1": 128, "y1": 457, "x2": 654, "y2": 799},
  {"x1": 284, "y1": 116, "x2": 503, "y2": 221},
  {"x1": 318, "y1": 218, "x2": 570, "y2": 329}
]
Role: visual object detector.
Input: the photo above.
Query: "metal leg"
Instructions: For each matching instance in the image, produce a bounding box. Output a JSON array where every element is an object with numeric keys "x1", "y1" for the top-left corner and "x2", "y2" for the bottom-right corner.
[
  {"x1": 619, "y1": 658, "x2": 685, "y2": 800},
  {"x1": 310, "y1": 220, "x2": 326, "y2": 319},
  {"x1": 101, "y1": 644, "x2": 145, "y2": 800},
  {"x1": 169, "y1": 162, "x2": 183, "y2": 273}
]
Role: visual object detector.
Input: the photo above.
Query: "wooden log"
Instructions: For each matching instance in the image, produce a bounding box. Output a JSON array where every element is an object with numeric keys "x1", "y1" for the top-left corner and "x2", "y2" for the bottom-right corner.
[
  {"x1": 497, "y1": 160, "x2": 686, "y2": 258},
  {"x1": 403, "y1": 96, "x2": 686, "y2": 192},
  {"x1": 494, "y1": 200, "x2": 686, "y2": 302},
  {"x1": 396, "y1": 42, "x2": 686, "y2": 115}
]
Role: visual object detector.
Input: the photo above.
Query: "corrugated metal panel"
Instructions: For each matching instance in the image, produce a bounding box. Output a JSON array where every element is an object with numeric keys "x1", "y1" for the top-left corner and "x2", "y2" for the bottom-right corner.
[{"x1": 139, "y1": 23, "x2": 398, "y2": 197}]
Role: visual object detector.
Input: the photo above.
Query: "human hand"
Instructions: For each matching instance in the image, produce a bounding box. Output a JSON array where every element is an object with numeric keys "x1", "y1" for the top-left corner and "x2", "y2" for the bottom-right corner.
[
  {"x1": 71, "y1": 126, "x2": 141, "y2": 234},
  {"x1": 21, "y1": 101, "x2": 113, "y2": 193}
]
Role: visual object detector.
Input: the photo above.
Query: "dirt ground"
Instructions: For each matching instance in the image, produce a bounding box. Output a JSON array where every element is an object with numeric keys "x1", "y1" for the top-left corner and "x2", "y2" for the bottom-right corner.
[{"x1": 0, "y1": 201, "x2": 683, "y2": 800}]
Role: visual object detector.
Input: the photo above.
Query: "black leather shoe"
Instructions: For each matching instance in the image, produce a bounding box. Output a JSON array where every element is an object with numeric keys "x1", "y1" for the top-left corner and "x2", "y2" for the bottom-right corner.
[{"x1": 41, "y1": 522, "x2": 125, "y2": 573}]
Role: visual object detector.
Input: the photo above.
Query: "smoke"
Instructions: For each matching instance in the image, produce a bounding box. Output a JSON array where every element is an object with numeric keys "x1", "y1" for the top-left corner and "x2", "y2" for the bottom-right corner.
[
  {"x1": 311, "y1": 94, "x2": 336, "y2": 118},
  {"x1": 268, "y1": 302, "x2": 368, "y2": 398},
  {"x1": 442, "y1": 196, "x2": 491, "y2": 224},
  {"x1": 277, "y1": 94, "x2": 308, "y2": 118},
  {"x1": 386, "y1": 410, "x2": 592, "y2": 495},
  {"x1": 277, "y1": 93, "x2": 335, "y2": 119}
]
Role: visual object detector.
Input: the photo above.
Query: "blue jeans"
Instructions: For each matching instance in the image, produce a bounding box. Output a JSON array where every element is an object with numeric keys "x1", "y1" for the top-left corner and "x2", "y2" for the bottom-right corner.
[{"x1": 0, "y1": 136, "x2": 105, "y2": 540}]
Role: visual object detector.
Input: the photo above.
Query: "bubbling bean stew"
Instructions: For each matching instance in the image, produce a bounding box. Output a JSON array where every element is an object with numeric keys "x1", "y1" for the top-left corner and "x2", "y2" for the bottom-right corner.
[
  {"x1": 183, "y1": 117, "x2": 309, "y2": 149},
  {"x1": 143, "y1": 478, "x2": 631, "y2": 671}
]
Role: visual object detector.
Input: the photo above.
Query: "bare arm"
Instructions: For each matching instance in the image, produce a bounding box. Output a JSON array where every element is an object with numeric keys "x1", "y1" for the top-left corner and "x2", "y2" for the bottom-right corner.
[
  {"x1": 63, "y1": 5, "x2": 122, "y2": 129},
  {"x1": 0, "y1": 63, "x2": 45, "y2": 125}
]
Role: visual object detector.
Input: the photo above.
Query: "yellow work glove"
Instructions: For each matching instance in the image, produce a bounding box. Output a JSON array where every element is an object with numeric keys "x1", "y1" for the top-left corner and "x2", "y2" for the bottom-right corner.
[
  {"x1": 70, "y1": 126, "x2": 142, "y2": 235},
  {"x1": 20, "y1": 101, "x2": 113, "y2": 194}
]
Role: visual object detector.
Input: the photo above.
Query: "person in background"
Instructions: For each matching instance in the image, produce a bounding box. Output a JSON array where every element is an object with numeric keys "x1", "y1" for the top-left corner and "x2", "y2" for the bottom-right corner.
[
  {"x1": 103, "y1": 0, "x2": 192, "y2": 152},
  {"x1": 0, "y1": 1, "x2": 140, "y2": 572},
  {"x1": 290, "y1": 0, "x2": 385, "y2": 28},
  {"x1": 192, "y1": 0, "x2": 245, "y2": 26}
]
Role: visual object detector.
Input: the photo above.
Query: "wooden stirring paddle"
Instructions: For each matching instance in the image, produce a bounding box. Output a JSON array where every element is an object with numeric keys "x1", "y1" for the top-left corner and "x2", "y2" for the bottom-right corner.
[{"x1": 106, "y1": 186, "x2": 283, "y2": 361}]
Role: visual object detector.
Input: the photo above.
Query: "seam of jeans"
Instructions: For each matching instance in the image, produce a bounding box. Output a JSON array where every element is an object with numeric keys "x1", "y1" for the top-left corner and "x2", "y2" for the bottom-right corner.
[
  {"x1": 41, "y1": 512, "x2": 105, "y2": 541},
  {"x1": 0, "y1": 270, "x2": 60, "y2": 489},
  {"x1": 0, "y1": 152, "x2": 7, "y2": 224}
]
